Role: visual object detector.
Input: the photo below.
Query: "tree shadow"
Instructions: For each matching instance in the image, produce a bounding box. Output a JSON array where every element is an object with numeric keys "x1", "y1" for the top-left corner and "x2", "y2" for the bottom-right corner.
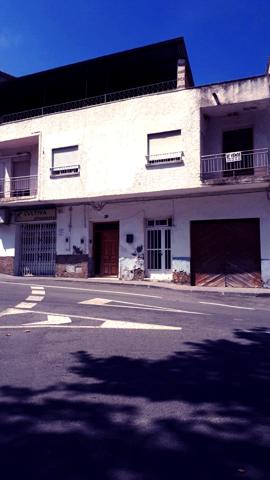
[{"x1": 0, "y1": 327, "x2": 270, "y2": 479}]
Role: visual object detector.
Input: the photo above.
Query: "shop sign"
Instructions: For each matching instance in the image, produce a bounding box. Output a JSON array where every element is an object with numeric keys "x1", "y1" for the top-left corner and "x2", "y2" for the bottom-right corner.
[{"x1": 15, "y1": 208, "x2": 56, "y2": 223}]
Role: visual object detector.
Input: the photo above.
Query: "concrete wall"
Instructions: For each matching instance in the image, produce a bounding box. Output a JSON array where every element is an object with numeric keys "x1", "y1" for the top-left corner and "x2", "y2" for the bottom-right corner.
[
  {"x1": 0, "y1": 88, "x2": 202, "y2": 201},
  {"x1": 0, "y1": 191, "x2": 269, "y2": 285}
]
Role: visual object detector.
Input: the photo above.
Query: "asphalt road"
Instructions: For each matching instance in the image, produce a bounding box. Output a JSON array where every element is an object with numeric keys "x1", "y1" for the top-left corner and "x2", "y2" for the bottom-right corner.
[{"x1": 0, "y1": 277, "x2": 270, "y2": 480}]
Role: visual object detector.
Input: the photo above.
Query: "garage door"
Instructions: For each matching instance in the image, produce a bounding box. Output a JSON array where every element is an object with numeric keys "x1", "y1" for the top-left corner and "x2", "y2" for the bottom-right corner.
[{"x1": 191, "y1": 219, "x2": 261, "y2": 288}]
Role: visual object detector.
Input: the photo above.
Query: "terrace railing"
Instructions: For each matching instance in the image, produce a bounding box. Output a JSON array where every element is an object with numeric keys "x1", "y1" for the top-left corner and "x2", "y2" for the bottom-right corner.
[
  {"x1": 0, "y1": 175, "x2": 38, "y2": 200},
  {"x1": 0, "y1": 79, "x2": 177, "y2": 124},
  {"x1": 201, "y1": 148, "x2": 269, "y2": 181}
]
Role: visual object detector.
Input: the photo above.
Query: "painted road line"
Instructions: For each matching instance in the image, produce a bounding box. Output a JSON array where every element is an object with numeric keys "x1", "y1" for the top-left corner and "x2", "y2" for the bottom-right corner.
[
  {"x1": 0, "y1": 310, "x2": 184, "y2": 329},
  {"x1": 100, "y1": 320, "x2": 181, "y2": 330},
  {"x1": 15, "y1": 302, "x2": 37, "y2": 309},
  {"x1": 25, "y1": 295, "x2": 44, "y2": 302},
  {"x1": 81, "y1": 298, "x2": 112, "y2": 305},
  {"x1": 80, "y1": 298, "x2": 206, "y2": 315},
  {"x1": 25, "y1": 315, "x2": 72, "y2": 326},
  {"x1": 199, "y1": 301, "x2": 255, "y2": 310},
  {"x1": 0, "y1": 307, "x2": 26, "y2": 317},
  {"x1": 0, "y1": 324, "x2": 182, "y2": 330},
  {"x1": 31, "y1": 286, "x2": 45, "y2": 290},
  {"x1": 0, "y1": 281, "x2": 161, "y2": 298}
]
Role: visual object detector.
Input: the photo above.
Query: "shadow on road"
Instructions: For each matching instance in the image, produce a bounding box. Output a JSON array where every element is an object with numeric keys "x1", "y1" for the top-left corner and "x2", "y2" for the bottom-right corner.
[{"x1": 0, "y1": 327, "x2": 270, "y2": 479}]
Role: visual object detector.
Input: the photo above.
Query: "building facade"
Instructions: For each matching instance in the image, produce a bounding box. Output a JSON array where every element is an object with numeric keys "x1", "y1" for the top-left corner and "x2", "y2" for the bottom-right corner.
[{"x1": 0, "y1": 38, "x2": 270, "y2": 287}]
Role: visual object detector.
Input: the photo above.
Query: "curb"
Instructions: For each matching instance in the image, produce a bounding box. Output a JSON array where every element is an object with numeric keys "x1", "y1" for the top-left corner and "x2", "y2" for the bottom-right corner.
[{"x1": 1, "y1": 274, "x2": 270, "y2": 298}]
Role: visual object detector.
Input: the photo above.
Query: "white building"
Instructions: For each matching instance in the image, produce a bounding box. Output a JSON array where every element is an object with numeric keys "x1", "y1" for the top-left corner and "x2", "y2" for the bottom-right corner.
[{"x1": 0, "y1": 38, "x2": 270, "y2": 288}]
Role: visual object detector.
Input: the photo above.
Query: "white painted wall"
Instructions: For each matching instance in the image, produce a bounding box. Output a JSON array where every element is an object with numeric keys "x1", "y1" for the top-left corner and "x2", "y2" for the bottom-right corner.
[
  {"x1": 56, "y1": 205, "x2": 89, "y2": 255},
  {"x1": 0, "y1": 88, "x2": 201, "y2": 201},
  {"x1": 0, "y1": 224, "x2": 15, "y2": 256},
  {"x1": 0, "y1": 75, "x2": 269, "y2": 204}
]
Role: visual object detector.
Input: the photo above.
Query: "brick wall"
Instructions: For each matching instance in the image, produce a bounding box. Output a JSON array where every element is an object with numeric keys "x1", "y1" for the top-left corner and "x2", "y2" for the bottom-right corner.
[
  {"x1": 56, "y1": 254, "x2": 89, "y2": 278},
  {"x1": 0, "y1": 257, "x2": 14, "y2": 275}
]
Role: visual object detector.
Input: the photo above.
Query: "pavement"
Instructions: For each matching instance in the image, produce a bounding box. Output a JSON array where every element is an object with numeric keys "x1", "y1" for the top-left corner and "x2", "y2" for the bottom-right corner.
[
  {"x1": 1, "y1": 272, "x2": 269, "y2": 296},
  {"x1": 0, "y1": 276, "x2": 270, "y2": 479}
]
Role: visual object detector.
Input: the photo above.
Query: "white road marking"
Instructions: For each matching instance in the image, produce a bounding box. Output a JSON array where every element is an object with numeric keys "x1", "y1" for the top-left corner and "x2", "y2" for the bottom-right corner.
[
  {"x1": 81, "y1": 298, "x2": 112, "y2": 305},
  {"x1": 0, "y1": 324, "x2": 181, "y2": 330},
  {"x1": 0, "y1": 308, "x2": 26, "y2": 317},
  {"x1": 31, "y1": 286, "x2": 45, "y2": 291},
  {"x1": 199, "y1": 301, "x2": 255, "y2": 310},
  {"x1": 25, "y1": 295, "x2": 44, "y2": 302},
  {"x1": 0, "y1": 310, "x2": 181, "y2": 331},
  {"x1": 31, "y1": 290, "x2": 45, "y2": 295},
  {"x1": 80, "y1": 297, "x2": 206, "y2": 315},
  {"x1": 25, "y1": 315, "x2": 72, "y2": 326},
  {"x1": 15, "y1": 302, "x2": 37, "y2": 309},
  {"x1": 100, "y1": 320, "x2": 181, "y2": 330},
  {"x1": 0, "y1": 281, "x2": 161, "y2": 298}
]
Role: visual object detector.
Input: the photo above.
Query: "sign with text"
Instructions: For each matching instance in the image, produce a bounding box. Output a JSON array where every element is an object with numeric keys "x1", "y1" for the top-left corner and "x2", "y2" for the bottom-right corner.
[
  {"x1": 225, "y1": 151, "x2": 242, "y2": 163},
  {"x1": 15, "y1": 208, "x2": 56, "y2": 223}
]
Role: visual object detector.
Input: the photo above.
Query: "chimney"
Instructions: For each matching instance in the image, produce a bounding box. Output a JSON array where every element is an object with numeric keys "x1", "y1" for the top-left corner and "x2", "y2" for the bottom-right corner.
[
  {"x1": 177, "y1": 59, "x2": 188, "y2": 89},
  {"x1": 267, "y1": 58, "x2": 270, "y2": 75}
]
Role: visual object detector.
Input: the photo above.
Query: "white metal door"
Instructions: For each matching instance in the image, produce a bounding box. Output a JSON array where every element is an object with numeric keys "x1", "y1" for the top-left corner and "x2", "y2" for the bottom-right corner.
[
  {"x1": 146, "y1": 227, "x2": 171, "y2": 272},
  {"x1": 20, "y1": 223, "x2": 56, "y2": 276}
]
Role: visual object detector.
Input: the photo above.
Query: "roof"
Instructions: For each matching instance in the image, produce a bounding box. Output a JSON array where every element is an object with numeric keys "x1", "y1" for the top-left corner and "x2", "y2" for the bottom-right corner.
[
  {"x1": 0, "y1": 37, "x2": 193, "y2": 116},
  {"x1": 0, "y1": 71, "x2": 15, "y2": 82}
]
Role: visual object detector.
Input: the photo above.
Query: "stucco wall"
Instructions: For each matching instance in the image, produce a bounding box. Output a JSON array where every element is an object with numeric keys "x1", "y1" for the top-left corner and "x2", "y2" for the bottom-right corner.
[
  {"x1": 0, "y1": 88, "x2": 202, "y2": 201},
  {"x1": 0, "y1": 224, "x2": 15, "y2": 256}
]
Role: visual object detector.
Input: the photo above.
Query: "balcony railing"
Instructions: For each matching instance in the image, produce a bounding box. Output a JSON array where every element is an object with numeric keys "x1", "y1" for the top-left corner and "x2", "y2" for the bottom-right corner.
[
  {"x1": 201, "y1": 148, "x2": 269, "y2": 181},
  {"x1": 0, "y1": 175, "x2": 38, "y2": 200},
  {"x1": 0, "y1": 79, "x2": 177, "y2": 125},
  {"x1": 146, "y1": 151, "x2": 184, "y2": 166}
]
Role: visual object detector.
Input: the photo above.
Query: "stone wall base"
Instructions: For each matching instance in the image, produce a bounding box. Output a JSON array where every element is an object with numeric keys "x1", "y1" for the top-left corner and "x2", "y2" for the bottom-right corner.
[
  {"x1": 0, "y1": 257, "x2": 14, "y2": 275},
  {"x1": 56, "y1": 255, "x2": 89, "y2": 278}
]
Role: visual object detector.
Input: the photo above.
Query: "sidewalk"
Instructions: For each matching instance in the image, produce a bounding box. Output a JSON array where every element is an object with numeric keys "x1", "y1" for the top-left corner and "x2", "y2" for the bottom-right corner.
[{"x1": 1, "y1": 273, "x2": 270, "y2": 297}]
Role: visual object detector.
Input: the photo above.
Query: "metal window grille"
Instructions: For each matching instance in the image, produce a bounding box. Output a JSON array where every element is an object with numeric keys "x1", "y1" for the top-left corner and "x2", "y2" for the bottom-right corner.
[
  {"x1": 146, "y1": 226, "x2": 172, "y2": 271},
  {"x1": 20, "y1": 223, "x2": 56, "y2": 276}
]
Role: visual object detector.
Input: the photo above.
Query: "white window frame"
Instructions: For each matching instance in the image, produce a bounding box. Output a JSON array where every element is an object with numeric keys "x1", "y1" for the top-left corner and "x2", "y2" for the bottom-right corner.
[
  {"x1": 146, "y1": 218, "x2": 172, "y2": 272},
  {"x1": 146, "y1": 130, "x2": 183, "y2": 166},
  {"x1": 51, "y1": 145, "x2": 80, "y2": 177}
]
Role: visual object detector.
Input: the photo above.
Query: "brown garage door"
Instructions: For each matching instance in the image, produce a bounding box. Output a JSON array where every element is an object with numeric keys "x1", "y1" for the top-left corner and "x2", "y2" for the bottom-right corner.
[{"x1": 191, "y1": 219, "x2": 261, "y2": 288}]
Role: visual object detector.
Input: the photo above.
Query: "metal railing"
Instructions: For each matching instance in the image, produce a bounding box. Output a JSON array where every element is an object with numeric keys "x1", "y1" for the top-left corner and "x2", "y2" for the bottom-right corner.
[
  {"x1": 50, "y1": 164, "x2": 80, "y2": 176},
  {"x1": 146, "y1": 151, "x2": 184, "y2": 166},
  {"x1": 201, "y1": 148, "x2": 269, "y2": 180},
  {"x1": 0, "y1": 175, "x2": 38, "y2": 199},
  {"x1": 0, "y1": 79, "x2": 177, "y2": 124}
]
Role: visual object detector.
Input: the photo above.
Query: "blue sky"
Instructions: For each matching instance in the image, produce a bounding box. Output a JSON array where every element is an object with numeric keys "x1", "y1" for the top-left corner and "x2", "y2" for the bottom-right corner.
[{"x1": 0, "y1": 0, "x2": 269, "y2": 85}]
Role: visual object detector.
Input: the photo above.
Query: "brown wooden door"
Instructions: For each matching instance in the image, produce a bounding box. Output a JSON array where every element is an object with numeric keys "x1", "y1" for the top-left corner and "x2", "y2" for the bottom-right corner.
[
  {"x1": 191, "y1": 219, "x2": 261, "y2": 288},
  {"x1": 100, "y1": 229, "x2": 119, "y2": 276}
]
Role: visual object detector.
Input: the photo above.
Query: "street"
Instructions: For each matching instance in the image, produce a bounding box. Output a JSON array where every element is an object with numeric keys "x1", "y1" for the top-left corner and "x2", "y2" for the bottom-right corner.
[{"x1": 0, "y1": 277, "x2": 270, "y2": 479}]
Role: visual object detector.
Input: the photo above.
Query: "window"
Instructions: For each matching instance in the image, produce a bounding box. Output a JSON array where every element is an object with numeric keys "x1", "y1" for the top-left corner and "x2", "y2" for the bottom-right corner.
[
  {"x1": 146, "y1": 130, "x2": 183, "y2": 166},
  {"x1": 146, "y1": 218, "x2": 172, "y2": 271},
  {"x1": 51, "y1": 146, "x2": 80, "y2": 176}
]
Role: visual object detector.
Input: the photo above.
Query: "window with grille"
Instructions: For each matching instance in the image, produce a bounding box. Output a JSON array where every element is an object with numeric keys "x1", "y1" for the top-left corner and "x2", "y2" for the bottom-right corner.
[
  {"x1": 146, "y1": 219, "x2": 172, "y2": 271},
  {"x1": 146, "y1": 130, "x2": 183, "y2": 166},
  {"x1": 51, "y1": 146, "x2": 80, "y2": 176}
]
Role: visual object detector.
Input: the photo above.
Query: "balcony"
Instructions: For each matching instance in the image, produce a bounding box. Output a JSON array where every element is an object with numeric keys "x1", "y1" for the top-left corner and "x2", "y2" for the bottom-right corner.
[
  {"x1": 0, "y1": 175, "x2": 38, "y2": 202},
  {"x1": 201, "y1": 148, "x2": 270, "y2": 184}
]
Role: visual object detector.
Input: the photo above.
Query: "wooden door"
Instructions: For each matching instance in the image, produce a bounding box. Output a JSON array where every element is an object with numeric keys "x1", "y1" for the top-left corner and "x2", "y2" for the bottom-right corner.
[
  {"x1": 100, "y1": 229, "x2": 119, "y2": 276},
  {"x1": 191, "y1": 221, "x2": 226, "y2": 287},
  {"x1": 191, "y1": 219, "x2": 261, "y2": 288},
  {"x1": 225, "y1": 219, "x2": 261, "y2": 287}
]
